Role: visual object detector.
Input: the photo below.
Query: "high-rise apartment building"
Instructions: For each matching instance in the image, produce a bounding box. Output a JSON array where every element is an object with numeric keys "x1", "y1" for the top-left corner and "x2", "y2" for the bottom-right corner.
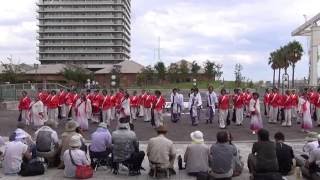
[{"x1": 36, "y1": 0, "x2": 130, "y2": 64}]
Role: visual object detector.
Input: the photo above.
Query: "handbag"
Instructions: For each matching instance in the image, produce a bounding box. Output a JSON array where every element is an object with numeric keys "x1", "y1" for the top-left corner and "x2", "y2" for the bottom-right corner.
[
  {"x1": 20, "y1": 159, "x2": 45, "y2": 176},
  {"x1": 69, "y1": 149, "x2": 93, "y2": 179}
]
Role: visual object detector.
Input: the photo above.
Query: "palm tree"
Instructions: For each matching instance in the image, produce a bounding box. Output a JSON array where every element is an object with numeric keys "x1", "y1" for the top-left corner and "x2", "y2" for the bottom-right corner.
[
  {"x1": 268, "y1": 51, "x2": 277, "y2": 86},
  {"x1": 286, "y1": 41, "x2": 303, "y2": 87}
]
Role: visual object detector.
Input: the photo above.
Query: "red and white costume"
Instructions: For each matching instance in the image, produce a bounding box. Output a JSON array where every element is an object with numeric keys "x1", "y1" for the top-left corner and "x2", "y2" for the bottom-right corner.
[
  {"x1": 282, "y1": 94, "x2": 292, "y2": 126},
  {"x1": 153, "y1": 96, "x2": 166, "y2": 128},
  {"x1": 263, "y1": 92, "x2": 271, "y2": 117},
  {"x1": 47, "y1": 94, "x2": 59, "y2": 125},
  {"x1": 249, "y1": 97, "x2": 263, "y2": 133},
  {"x1": 143, "y1": 94, "x2": 153, "y2": 122},
  {"x1": 139, "y1": 92, "x2": 147, "y2": 117},
  {"x1": 218, "y1": 95, "x2": 229, "y2": 129},
  {"x1": 18, "y1": 95, "x2": 31, "y2": 125},
  {"x1": 75, "y1": 98, "x2": 91, "y2": 130},
  {"x1": 233, "y1": 94, "x2": 245, "y2": 125},
  {"x1": 101, "y1": 94, "x2": 112, "y2": 126},
  {"x1": 291, "y1": 93, "x2": 299, "y2": 120},
  {"x1": 59, "y1": 90, "x2": 67, "y2": 118},
  {"x1": 299, "y1": 98, "x2": 313, "y2": 131},
  {"x1": 30, "y1": 99, "x2": 44, "y2": 127},
  {"x1": 92, "y1": 93, "x2": 103, "y2": 123},
  {"x1": 71, "y1": 93, "x2": 79, "y2": 120},
  {"x1": 130, "y1": 95, "x2": 140, "y2": 120},
  {"x1": 269, "y1": 92, "x2": 281, "y2": 123},
  {"x1": 85, "y1": 94, "x2": 93, "y2": 120},
  {"x1": 110, "y1": 94, "x2": 117, "y2": 120},
  {"x1": 65, "y1": 92, "x2": 74, "y2": 119}
]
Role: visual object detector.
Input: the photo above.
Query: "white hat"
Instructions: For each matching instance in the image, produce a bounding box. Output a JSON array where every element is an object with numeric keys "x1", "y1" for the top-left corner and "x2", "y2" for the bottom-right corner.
[
  {"x1": 15, "y1": 132, "x2": 27, "y2": 140},
  {"x1": 190, "y1": 131, "x2": 204, "y2": 143},
  {"x1": 69, "y1": 135, "x2": 82, "y2": 148},
  {"x1": 98, "y1": 122, "x2": 108, "y2": 129}
]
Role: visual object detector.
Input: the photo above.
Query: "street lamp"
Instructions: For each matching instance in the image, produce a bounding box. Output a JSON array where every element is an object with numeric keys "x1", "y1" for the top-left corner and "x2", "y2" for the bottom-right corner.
[
  {"x1": 282, "y1": 73, "x2": 289, "y2": 93},
  {"x1": 192, "y1": 78, "x2": 197, "y2": 87},
  {"x1": 111, "y1": 75, "x2": 117, "y2": 89}
]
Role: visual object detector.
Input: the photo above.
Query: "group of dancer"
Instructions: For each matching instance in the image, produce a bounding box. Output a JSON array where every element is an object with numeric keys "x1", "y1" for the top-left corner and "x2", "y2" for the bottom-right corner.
[
  {"x1": 17, "y1": 85, "x2": 319, "y2": 134},
  {"x1": 17, "y1": 88, "x2": 167, "y2": 131}
]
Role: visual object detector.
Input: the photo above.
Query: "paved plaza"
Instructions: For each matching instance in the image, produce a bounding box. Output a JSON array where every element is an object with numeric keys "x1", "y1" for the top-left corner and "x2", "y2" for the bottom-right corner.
[{"x1": 0, "y1": 110, "x2": 315, "y2": 179}]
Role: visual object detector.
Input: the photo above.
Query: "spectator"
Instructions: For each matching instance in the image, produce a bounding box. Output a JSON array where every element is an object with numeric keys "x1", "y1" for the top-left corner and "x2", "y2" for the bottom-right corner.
[
  {"x1": 248, "y1": 129, "x2": 279, "y2": 174},
  {"x1": 184, "y1": 131, "x2": 209, "y2": 176},
  {"x1": 227, "y1": 132, "x2": 244, "y2": 177},
  {"x1": 34, "y1": 120, "x2": 60, "y2": 167},
  {"x1": 296, "y1": 132, "x2": 319, "y2": 169},
  {"x1": 112, "y1": 117, "x2": 145, "y2": 176},
  {"x1": 89, "y1": 122, "x2": 112, "y2": 162},
  {"x1": 274, "y1": 132, "x2": 294, "y2": 176},
  {"x1": 3, "y1": 132, "x2": 32, "y2": 175},
  {"x1": 300, "y1": 134, "x2": 320, "y2": 179},
  {"x1": 14, "y1": 123, "x2": 36, "y2": 159},
  {"x1": 209, "y1": 131, "x2": 236, "y2": 179},
  {"x1": 147, "y1": 126, "x2": 176, "y2": 176},
  {"x1": 63, "y1": 135, "x2": 90, "y2": 178},
  {"x1": 58, "y1": 120, "x2": 80, "y2": 169}
]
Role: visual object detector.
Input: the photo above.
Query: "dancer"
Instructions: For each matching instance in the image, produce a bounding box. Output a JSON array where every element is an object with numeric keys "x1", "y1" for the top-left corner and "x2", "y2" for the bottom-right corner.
[
  {"x1": 85, "y1": 89, "x2": 93, "y2": 121},
  {"x1": 218, "y1": 88, "x2": 229, "y2": 129},
  {"x1": 177, "y1": 88, "x2": 184, "y2": 118},
  {"x1": 144, "y1": 91, "x2": 153, "y2": 122},
  {"x1": 30, "y1": 96, "x2": 44, "y2": 128},
  {"x1": 101, "y1": 90, "x2": 112, "y2": 126},
  {"x1": 234, "y1": 88, "x2": 245, "y2": 126},
  {"x1": 75, "y1": 93, "x2": 91, "y2": 131},
  {"x1": 138, "y1": 89, "x2": 146, "y2": 117},
  {"x1": 58, "y1": 88, "x2": 67, "y2": 119},
  {"x1": 269, "y1": 87, "x2": 280, "y2": 124},
  {"x1": 47, "y1": 90, "x2": 59, "y2": 126},
  {"x1": 65, "y1": 89, "x2": 74, "y2": 120},
  {"x1": 92, "y1": 90, "x2": 103, "y2": 123},
  {"x1": 130, "y1": 90, "x2": 139, "y2": 121},
  {"x1": 171, "y1": 88, "x2": 180, "y2": 123},
  {"x1": 291, "y1": 89, "x2": 299, "y2": 124},
  {"x1": 18, "y1": 91, "x2": 31, "y2": 125},
  {"x1": 299, "y1": 92, "x2": 313, "y2": 132},
  {"x1": 282, "y1": 90, "x2": 292, "y2": 127},
  {"x1": 206, "y1": 85, "x2": 218, "y2": 124},
  {"x1": 249, "y1": 92, "x2": 263, "y2": 134},
  {"x1": 153, "y1": 90, "x2": 166, "y2": 128},
  {"x1": 188, "y1": 88, "x2": 202, "y2": 126}
]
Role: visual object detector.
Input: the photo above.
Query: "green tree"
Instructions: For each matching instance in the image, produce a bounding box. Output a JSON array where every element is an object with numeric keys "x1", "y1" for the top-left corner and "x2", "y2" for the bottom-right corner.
[
  {"x1": 154, "y1": 61, "x2": 166, "y2": 82},
  {"x1": 0, "y1": 61, "x2": 23, "y2": 83},
  {"x1": 286, "y1": 40, "x2": 303, "y2": 87},
  {"x1": 179, "y1": 60, "x2": 189, "y2": 82},
  {"x1": 204, "y1": 60, "x2": 216, "y2": 81},
  {"x1": 191, "y1": 61, "x2": 201, "y2": 78},
  {"x1": 140, "y1": 65, "x2": 155, "y2": 86},
  {"x1": 62, "y1": 66, "x2": 92, "y2": 86},
  {"x1": 268, "y1": 51, "x2": 277, "y2": 87},
  {"x1": 168, "y1": 63, "x2": 179, "y2": 83},
  {"x1": 234, "y1": 63, "x2": 243, "y2": 87}
]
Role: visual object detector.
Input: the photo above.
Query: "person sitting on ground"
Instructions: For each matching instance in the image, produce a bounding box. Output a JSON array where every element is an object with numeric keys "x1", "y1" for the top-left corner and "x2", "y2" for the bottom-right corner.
[
  {"x1": 112, "y1": 117, "x2": 145, "y2": 176},
  {"x1": 274, "y1": 132, "x2": 294, "y2": 176},
  {"x1": 34, "y1": 120, "x2": 60, "y2": 167},
  {"x1": 296, "y1": 132, "x2": 319, "y2": 168},
  {"x1": 227, "y1": 131, "x2": 244, "y2": 177},
  {"x1": 63, "y1": 135, "x2": 90, "y2": 178},
  {"x1": 0, "y1": 135, "x2": 4, "y2": 156},
  {"x1": 300, "y1": 134, "x2": 320, "y2": 179},
  {"x1": 147, "y1": 126, "x2": 176, "y2": 176},
  {"x1": 14, "y1": 123, "x2": 36, "y2": 158},
  {"x1": 247, "y1": 129, "x2": 279, "y2": 175},
  {"x1": 209, "y1": 131, "x2": 236, "y2": 179},
  {"x1": 58, "y1": 120, "x2": 80, "y2": 169},
  {"x1": 3, "y1": 132, "x2": 32, "y2": 175},
  {"x1": 184, "y1": 130, "x2": 209, "y2": 177},
  {"x1": 89, "y1": 122, "x2": 112, "y2": 163}
]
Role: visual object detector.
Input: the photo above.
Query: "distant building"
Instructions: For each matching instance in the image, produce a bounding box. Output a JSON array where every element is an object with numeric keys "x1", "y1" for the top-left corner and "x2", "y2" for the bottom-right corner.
[{"x1": 36, "y1": 0, "x2": 131, "y2": 64}]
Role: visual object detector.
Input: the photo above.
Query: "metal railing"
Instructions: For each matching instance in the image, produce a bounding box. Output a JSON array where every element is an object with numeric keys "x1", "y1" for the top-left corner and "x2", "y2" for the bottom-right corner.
[{"x1": 0, "y1": 83, "x2": 68, "y2": 102}]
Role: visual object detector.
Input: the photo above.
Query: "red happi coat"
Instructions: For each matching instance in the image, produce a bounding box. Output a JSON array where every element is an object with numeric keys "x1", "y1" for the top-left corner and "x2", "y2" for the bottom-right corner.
[{"x1": 18, "y1": 96, "x2": 31, "y2": 110}]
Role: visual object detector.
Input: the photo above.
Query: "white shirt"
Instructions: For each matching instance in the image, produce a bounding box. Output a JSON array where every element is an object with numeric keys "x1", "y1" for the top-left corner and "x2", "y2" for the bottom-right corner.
[
  {"x1": 189, "y1": 93, "x2": 202, "y2": 109},
  {"x1": 303, "y1": 141, "x2": 319, "y2": 155},
  {"x1": 3, "y1": 141, "x2": 28, "y2": 174},
  {"x1": 63, "y1": 149, "x2": 90, "y2": 178},
  {"x1": 119, "y1": 98, "x2": 130, "y2": 118},
  {"x1": 207, "y1": 91, "x2": 218, "y2": 109},
  {"x1": 30, "y1": 100, "x2": 44, "y2": 114}
]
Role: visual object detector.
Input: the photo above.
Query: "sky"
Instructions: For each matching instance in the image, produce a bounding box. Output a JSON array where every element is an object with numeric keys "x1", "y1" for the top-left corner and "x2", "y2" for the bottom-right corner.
[{"x1": 0, "y1": 0, "x2": 319, "y2": 81}]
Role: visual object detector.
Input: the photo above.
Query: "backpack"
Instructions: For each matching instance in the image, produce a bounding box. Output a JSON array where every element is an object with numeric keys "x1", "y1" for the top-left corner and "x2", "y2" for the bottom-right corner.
[
  {"x1": 36, "y1": 131, "x2": 53, "y2": 152},
  {"x1": 20, "y1": 159, "x2": 45, "y2": 176}
]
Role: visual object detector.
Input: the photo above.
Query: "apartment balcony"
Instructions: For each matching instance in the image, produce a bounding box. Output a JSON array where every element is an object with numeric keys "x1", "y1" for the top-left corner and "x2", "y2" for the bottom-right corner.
[
  {"x1": 37, "y1": 36, "x2": 129, "y2": 42},
  {"x1": 39, "y1": 56, "x2": 124, "y2": 61},
  {"x1": 37, "y1": 43, "x2": 129, "y2": 47}
]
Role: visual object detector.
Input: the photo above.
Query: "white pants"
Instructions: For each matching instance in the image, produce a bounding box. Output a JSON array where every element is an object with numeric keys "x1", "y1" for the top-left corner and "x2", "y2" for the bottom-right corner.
[
  {"x1": 21, "y1": 110, "x2": 30, "y2": 125},
  {"x1": 292, "y1": 106, "x2": 298, "y2": 119},
  {"x1": 269, "y1": 106, "x2": 278, "y2": 123},
  {"x1": 219, "y1": 109, "x2": 228, "y2": 128},
  {"x1": 236, "y1": 108, "x2": 243, "y2": 125},
  {"x1": 154, "y1": 110, "x2": 163, "y2": 128},
  {"x1": 131, "y1": 107, "x2": 138, "y2": 120},
  {"x1": 43, "y1": 106, "x2": 48, "y2": 121},
  {"x1": 102, "y1": 109, "x2": 111, "y2": 126},
  {"x1": 111, "y1": 107, "x2": 116, "y2": 120},
  {"x1": 61, "y1": 104, "x2": 66, "y2": 118},
  {"x1": 283, "y1": 108, "x2": 292, "y2": 126},
  {"x1": 144, "y1": 108, "x2": 151, "y2": 122},
  {"x1": 316, "y1": 107, "x2": 320, "y2": 125},
  {"x1": 139, "y1": 105, "x2": 144, "y2": 117},
  {"x1": 48, "y1": 108, "x2": 58, "y2": 126}
]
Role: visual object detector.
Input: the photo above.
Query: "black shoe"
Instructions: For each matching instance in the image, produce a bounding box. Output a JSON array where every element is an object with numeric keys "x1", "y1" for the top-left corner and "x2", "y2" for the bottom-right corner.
[{"x1": 113, "y1": 170, "x2": 118, "y2": 175}]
